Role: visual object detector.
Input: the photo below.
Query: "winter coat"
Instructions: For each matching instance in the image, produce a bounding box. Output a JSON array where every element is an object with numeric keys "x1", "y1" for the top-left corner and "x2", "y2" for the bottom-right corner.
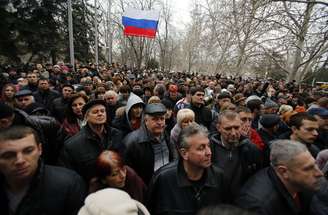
[
  {"x1": 123, "y1": 125, "x2": 174, "y2": 185},
  {"x1": 210, "y1": 133, "x2": 262, "y2": 201},
  {"x1": 147, "y1": 160, "x2": 226, "y2": 215},
  {"x1": 0, "y1": 163, "x2": 86, "y2": 215},
  {"x1": 59, "y1": 124, "x2": 123, "y2": 183},
  {"x1": 236, "y1": 167, "x2": 313, "y2": 215},
  {"x1": 112, "y1": 93, "x2": 144, "y2": 138}
]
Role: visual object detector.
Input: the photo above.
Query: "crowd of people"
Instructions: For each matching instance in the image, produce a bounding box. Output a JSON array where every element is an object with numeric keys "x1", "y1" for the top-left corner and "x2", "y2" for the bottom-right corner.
[{"x1": 0, "y1": 62, "x2": 327, "y2": 215}]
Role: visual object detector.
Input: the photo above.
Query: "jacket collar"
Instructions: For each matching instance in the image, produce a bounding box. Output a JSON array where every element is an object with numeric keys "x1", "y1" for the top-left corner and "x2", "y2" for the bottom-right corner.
[
  {"x1": 268, "y1": 167, "x2": 305, "y2": 214},
  {"x1": 176, "y1": 160, "x2": 218, "y2": 188}
]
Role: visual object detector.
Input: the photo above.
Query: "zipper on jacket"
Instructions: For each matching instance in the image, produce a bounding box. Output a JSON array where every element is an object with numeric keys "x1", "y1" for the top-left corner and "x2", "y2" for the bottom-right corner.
[{"x1": 229, "y1": 151, "x2": 232, "y2": 161}]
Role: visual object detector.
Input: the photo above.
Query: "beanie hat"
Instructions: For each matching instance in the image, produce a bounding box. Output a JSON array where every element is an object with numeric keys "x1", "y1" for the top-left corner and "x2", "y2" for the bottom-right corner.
[
  {"x1": 78, "y1": 188, "x2": 150, "y2": 215},
  {"x1": 0, "y1": 102, "x2": 14, "y2": 119},
  {"x1": 264, "y1": 99, "x2": 279, "y2": 109}
]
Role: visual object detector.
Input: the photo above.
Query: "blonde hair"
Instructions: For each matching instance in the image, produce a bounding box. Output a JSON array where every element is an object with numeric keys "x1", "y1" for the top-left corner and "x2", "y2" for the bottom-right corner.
[
  {"x1": 177, "y1": 109, "x2": 195, "y2": 125},
  {"x1": 147, "y1": 96, "x2": 161, "y2": 104}
]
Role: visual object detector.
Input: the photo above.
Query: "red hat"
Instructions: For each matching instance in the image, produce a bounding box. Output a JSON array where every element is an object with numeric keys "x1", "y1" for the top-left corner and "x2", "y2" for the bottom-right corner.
[{"x1": 168, "y1": 84, "x2": 178, "y2": 93}]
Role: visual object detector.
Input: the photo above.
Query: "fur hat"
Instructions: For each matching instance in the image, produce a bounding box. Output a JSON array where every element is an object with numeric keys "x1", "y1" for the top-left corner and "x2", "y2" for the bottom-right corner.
[{"x1": 78, "y1": 188, "x2": 150, "y2": 215}]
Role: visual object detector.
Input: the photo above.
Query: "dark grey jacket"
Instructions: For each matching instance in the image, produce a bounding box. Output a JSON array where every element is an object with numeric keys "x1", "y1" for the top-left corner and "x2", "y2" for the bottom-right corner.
[
  {"x1": 210, "y1": 133, "x2": 262, "y2": 201},
  {"x1": 123, "y1": 124, "x2": 173, "y2": 185},
  {"x1": 0, "y1": 163, "x2": 86, "y2": 215},
  {"x1": 147, "y1": 161, "x2": 226, "y2": 215},
  {"x1": 236, "y1": 167, "x2": 313, "y2": 215},
  {"x1": 59, "y1": 124, "x2": 123, "y2": 182}
]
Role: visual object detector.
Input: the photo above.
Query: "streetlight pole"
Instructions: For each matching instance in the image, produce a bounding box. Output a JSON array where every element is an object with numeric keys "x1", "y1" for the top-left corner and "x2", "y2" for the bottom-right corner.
[
  {"x1": 68, "y1": 0, "x2": 75, "y2": 70},
  {"x1": 94, "y1": 0, "x2": 99, "y2": 71},
  {"x1": 107, "y1": 0, "x2": 112, "y2": 65}
]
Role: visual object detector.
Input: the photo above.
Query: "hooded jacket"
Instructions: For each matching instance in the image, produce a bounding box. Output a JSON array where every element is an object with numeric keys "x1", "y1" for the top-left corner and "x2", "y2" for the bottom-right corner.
[
  {"x1": 112, "y1": 93, "x2": 144, "y2": 138},
  {"x1": 210, "y1": 133, "x2": 262, "y2": 202}
]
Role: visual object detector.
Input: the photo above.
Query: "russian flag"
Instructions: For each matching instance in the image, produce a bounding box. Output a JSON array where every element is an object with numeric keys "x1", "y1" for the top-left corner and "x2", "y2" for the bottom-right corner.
[{"x1": 122, "y1": 8, "x2": 160, "y2": 38}]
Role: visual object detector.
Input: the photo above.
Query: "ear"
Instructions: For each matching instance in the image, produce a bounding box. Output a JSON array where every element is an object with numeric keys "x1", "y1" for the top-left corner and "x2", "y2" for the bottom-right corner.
[
  {"x1": 179, "y1": 148, "x2": 188, "y2": 161},
  {"x1": 276, "y1": 165, "x2": 289, "y2": 180},
  {"x1": 37, "y1": 143, "x2": 42, "y2": 156},
  {"x1": 291, "y1": 126, "x2": 297, "y2": 133},
  {"x1": 216, "y1": 122, "x2": 221, "y2": 133}
]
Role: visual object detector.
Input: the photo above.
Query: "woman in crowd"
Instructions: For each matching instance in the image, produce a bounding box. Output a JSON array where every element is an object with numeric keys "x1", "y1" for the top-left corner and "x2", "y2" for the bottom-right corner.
[
  {"x1": 170, "y1": 108, "x2": 195, "y2": 159},
  {"x1": 90, "y1": 150, "x2": 146, "y2": 203},
  {"x1": 0, "y1": 83, "x2": 16, "y2": 107},
  {"x1": 61, "y1": 93, "x2": 88, "y2": 139}
]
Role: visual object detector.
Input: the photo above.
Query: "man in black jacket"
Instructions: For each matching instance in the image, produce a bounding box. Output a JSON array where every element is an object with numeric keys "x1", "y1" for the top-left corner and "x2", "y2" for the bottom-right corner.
[
  {"x1": 210, "y1": 110, "x2": 262, "y2": 202},
  {"x1": 0, "y1": 126, "x2": 86, "y2": 215},
  {"x1": 123, "y1": 103, "x2": 174, "y2": 185},
  {"x1": 236, "y1": 139, "x2": 324, "y2": 215},
  {"x1": 188, "y1": 87, "x2": 214, "y2": 130},
  {"x1": 33, "y1": 77, "x2": 60, "y2": 110},
  {"x1": 59, "y1": 99, "x2": 123, "y2": 183},
  {"x1": 147, "y1": 123, "x2": 226, "y2": 215}
]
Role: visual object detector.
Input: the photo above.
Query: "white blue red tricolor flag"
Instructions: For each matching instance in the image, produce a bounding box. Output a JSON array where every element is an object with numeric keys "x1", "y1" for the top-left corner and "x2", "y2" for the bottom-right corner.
[{"x1": 122, "y1": 8, "x2": 160, "y2": 38}]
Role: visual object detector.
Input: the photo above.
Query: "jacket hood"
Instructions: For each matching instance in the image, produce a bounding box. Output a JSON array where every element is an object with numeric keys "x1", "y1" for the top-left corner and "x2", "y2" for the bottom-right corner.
[{"x1": 125, "y1": 93, "x2": 144, "y2": 125}]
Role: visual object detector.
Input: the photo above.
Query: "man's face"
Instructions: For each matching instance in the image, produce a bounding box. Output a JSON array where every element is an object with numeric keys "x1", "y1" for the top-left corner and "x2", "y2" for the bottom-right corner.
[
  {"x1": 191, "y1": 91, "x2": 205, "y2": 106},
  {"x1": 145, "y1": 114, "x2": 165, "y2": 136},
  {"x1": 38, "y1": 80, "x2": 49, "y2": 91},
  {"x1": 285, "y1": 151, "x2": 323, "y2": 192},
  {"x1": 181, "y1": 134, "x2": 212, "y2": 169},
  {"x1": 292, "y1": 120, "x2": 319, "y2": 144},
  {"x1": 0, "y1": 134, "x2": 41, "y2": 182},
  {"x1": 62, "y1": 87, "x2": 73, "y2": 99},
  {"x1": 86, "y1": 105, "x2": 107, "y2": 125},
  {"x1": 239, "y1": 112, "x2": 253, "y2": 136},
  {"x1": 217, "y1": 116, "x2": 241, "y2": 145},
  {"x1": 27, "y1": 74, "x2": 38, "y2": 85},
  {"x1": 16, "y1": 96, "x2": 33, "y2": 109},
  {"x1": 104, "y1": 95, "x2": 117, "y2": 106},
  {"x1": 218, "y1": 98, "x2": 231, "y2": 107}
]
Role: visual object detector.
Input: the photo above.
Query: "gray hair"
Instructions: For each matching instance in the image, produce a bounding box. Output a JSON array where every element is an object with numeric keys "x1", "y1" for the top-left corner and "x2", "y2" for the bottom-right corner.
[
  {"x1": 177, "y1": 123, "x2": 208, "y2": 149},
  {"x1": 270, "y1": 139, "x2": 308, "y2": 166},
  {"x1": 217, "y1": 110, "x2": 239, "y2": 125},
  {"x1": 104, "y1": 90, "x2": 118, "y2": 98}
]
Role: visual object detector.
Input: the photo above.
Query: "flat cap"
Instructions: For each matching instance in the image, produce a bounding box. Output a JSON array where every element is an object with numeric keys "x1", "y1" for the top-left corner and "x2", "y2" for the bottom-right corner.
[
  {"x1": 260, "y1": 114, "x2": 281, "y2": 128},
  {"x1": 15, "y1": 89, "x2": 32, "y2": 98},
  {"x1": 82, "y1": 99, "x2": 107, "y2": 116},
  {"x1": 144, "y1": 103, "x2": 167, "y2": 115},
  {"x1": 245, "y1": 95, "x2": 262, "y2": 105}
]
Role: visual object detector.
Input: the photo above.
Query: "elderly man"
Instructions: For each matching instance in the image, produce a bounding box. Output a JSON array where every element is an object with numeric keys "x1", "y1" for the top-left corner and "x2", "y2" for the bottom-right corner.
[
  {"x1": 123, "y1": 103, "x2": 174, "y2": 185},
  {"x1": 147, "y1": 123, "x2": 226, "y2": 215},
  {"x1": 0, "y1": 126, "x2": 86, "y2": 215},
  {"x1": 103, "y1": 90, "x2": 123, "y2": 123},
  {"x1": 59, "y1": 99, "x2": 123, "y2": 183},
  {"x1": 210, "y1": 110, "x2": 262, "y2": 201},
  {"x1": 15, "y1": 90, "x2": 35, "y2": 111},
  {"x1": 236, "y1": 140, "x2": 323, "y2": 215}
]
